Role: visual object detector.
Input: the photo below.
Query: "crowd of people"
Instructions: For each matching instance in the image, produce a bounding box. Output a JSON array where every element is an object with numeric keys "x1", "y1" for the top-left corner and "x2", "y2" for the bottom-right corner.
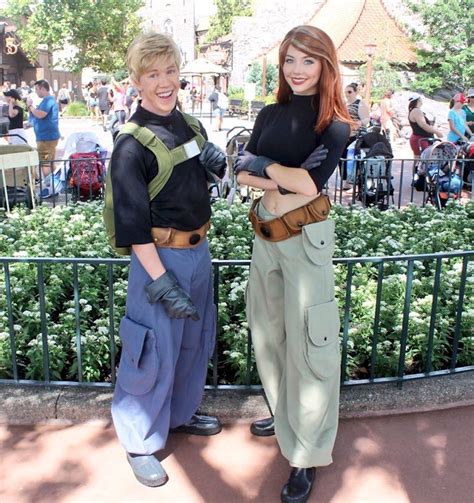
[{"x1": 82, "y1": 78, "x2": 139, "y2": 131}]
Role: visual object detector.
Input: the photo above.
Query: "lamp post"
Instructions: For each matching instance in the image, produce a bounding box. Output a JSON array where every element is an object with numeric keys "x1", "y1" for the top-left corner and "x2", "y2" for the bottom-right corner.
[
  {"x1": 364, "y1": 43, "x2": 377, "y2": 104},
  {"x1": 261, "y1": 46, "x2": 269, "y2": 97}
]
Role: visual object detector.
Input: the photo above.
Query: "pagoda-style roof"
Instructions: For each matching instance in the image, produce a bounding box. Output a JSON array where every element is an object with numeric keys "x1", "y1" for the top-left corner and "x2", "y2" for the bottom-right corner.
[
  {"x1": 263, "y1": 0, "x2": 416, "y2": 66},
  {"x1": 335, "y1": 0, "x2": 417, "y2": 64}
]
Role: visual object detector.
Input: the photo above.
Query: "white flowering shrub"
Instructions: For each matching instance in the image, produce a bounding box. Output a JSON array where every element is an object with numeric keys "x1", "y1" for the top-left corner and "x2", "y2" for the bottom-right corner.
[{"x1": 0, "y1": 199, "x2": 472, "y2": 384}]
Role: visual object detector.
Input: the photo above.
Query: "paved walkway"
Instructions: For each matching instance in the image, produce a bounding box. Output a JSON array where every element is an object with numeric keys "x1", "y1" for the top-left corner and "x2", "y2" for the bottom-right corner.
[{"x1": 1, "y1": 405, "x2": 473, "y2": 503}]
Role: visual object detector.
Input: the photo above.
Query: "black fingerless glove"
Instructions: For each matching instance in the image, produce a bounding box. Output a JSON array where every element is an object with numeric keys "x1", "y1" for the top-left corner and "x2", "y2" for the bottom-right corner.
[
  {"x1": 199, "y1": 141, "x2": 227, "y2": 179},
  {"x1": 145, "y1": 271, "x2": 200, "y2": 321}
]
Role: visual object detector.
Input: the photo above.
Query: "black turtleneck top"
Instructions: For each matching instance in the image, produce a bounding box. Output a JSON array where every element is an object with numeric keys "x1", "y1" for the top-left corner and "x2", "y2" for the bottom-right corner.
[
  {"x1": 246, "y1": 94, "x2": 350, "y2": 191},
  {"x1": 110, "y1": 104, "x2": 210, "y2": 247}
]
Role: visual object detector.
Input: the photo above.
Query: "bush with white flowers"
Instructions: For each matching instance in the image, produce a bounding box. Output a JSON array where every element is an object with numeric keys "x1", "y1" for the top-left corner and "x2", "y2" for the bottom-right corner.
[{"x1": 0, "y1": 200, "x2": 472, "y2": 384}]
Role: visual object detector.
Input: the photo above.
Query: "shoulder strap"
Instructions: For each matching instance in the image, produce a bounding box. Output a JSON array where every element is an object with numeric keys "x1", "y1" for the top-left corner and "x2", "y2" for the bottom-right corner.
[{"x1": 117, "y1": 114, "x2": 206, "y2": 200}]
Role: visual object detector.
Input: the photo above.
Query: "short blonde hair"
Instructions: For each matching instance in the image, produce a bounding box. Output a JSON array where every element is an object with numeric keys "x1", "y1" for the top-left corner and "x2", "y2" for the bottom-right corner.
[{"x1": 127, "y1": 32, "x2": 181, "y2": 83}]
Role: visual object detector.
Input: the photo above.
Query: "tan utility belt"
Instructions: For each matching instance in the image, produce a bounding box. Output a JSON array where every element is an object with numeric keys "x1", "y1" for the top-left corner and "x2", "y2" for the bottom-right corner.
[
  {"x1": 249, "y1": 194, "x2": 331, "y2": 242},
  {"x1": 151, "y1": 221, "x2": 210, "y2": 248}
]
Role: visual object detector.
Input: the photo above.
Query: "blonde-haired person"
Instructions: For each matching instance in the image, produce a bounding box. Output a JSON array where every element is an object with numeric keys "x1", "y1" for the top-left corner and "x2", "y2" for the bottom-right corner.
[
  {"x1": 110, "y1": 77, "x2": 127, "y2": 124},
  {"x1": 109, "y1": 31, "x2": 226, "y2": 487},
  {"x1": 235, "y1": 25, "x2": 351, "y2": 503}
]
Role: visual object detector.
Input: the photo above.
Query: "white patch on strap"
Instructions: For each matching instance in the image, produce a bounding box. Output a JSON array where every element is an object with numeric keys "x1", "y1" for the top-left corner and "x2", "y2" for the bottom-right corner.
[{"x1": 183, "y1": 139, "x2": 201, "y2": 159}]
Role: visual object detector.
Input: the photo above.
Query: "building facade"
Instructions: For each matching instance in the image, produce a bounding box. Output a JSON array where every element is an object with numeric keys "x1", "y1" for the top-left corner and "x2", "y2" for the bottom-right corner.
[
  {"x1": 140, "y1": 0, "x2": 197, "y2": 65},
  {"x1": 0, "y1": 20, "x2": 80, "y2": 94}
]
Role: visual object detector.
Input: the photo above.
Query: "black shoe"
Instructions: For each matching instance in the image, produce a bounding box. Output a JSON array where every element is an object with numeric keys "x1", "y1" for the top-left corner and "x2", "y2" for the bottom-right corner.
[
  {"x1": 281, "y1": 467, "x2": 316, "y2": 503},
  {"x1": 170, "y1": 414, "x2": 222, "y2": 436},
  {"x1": 126, "y1": 453, "x2": 168, "y2": 487},
  {"x1": 250, "y1": 416, "x2": 275, "y2": 437}
]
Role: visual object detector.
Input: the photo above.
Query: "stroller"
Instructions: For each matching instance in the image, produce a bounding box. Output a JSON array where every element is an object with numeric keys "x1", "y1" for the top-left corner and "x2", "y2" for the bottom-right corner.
[
  {"x1": 225, "y1": 126, "x2": 256, "y2": 203},
  {"x1": 353, "y1": 129, "x2": 394, "y2": 209},
  {"x1": 63, "y1": 132, "x2": 107, "y2": 201},
  {"x1": 417, "y1": 141, "x2": 461, "y2": 209}
]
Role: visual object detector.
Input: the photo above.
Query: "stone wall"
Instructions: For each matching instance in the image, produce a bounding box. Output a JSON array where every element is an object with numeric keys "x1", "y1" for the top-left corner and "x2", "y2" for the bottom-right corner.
[
  {"x1": 231, "y1": 0, "x2": 323, "y2": 88},
  {"x1": 140, "y1": 0, "x2": 196, "y2": 64}
]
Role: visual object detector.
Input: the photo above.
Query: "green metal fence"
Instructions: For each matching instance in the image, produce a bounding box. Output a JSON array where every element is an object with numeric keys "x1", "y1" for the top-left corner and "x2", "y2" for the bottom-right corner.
[
  {"x1": 4, "y1": 154, "x2": 469, "y2": 211},
  {"x1": 0, "y1": 251, "x2": 472, "y2": 389}
]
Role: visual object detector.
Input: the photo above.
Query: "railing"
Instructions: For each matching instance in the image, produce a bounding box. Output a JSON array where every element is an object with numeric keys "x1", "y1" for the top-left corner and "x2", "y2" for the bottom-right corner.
[
  {"x1": 1, "y1": 252, "x2": 472, "y2": 389},
  {"x1": 1, "y1": 156, "x2": 471, "y2": 211},
  {"x1": 330, "y1": 157, "x2": 472, "y2": 209},
  {"x1": 35, "y1": 157, "x2": 111, "y2": 207}
]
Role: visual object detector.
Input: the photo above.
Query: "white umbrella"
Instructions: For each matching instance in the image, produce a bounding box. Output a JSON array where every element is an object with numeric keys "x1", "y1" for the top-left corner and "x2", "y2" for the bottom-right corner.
[{"x1": 180, "y1": 57, "x2": 229, "y2": 76}]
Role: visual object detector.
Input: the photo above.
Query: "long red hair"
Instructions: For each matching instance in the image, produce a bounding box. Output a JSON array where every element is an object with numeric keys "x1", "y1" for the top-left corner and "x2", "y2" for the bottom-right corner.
[{"x1": 276, "y1": 26, "x2": 351, "y2": 133}]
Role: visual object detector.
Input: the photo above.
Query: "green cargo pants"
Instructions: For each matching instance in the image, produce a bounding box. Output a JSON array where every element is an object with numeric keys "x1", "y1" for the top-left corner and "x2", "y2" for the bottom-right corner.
[{"x1": 246, "y1": 201, "x2": 341, "y2": 468}]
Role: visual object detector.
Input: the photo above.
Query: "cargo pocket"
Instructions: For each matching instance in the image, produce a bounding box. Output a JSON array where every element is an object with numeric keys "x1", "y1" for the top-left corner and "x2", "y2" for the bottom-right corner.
[
  {"x1": 304, "y1": 300, "x2": 340, "y2": 380},
  {"x1": 116, "y1": 316, "x2": 159, "y2": 396},
  {"x1": 302, "y1": 219, "x2": 335, "y2": 266}
]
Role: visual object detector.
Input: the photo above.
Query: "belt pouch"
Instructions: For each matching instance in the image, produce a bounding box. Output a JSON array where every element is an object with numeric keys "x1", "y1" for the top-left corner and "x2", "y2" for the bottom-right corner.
[
  {"x1": 282, "y1": 206, "x2": 311, "y2": 232},
  {"x1": 307, "y1": 194, "x2": 331, "y2": 221}
]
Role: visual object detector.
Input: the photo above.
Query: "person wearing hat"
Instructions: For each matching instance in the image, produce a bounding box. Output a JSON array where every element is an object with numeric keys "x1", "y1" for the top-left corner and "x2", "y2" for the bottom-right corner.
[
  {"x1": 407, "y1": 93, "x2": 443, "y2": 157},
  {"x1": 447, "y1": 93, "x2": 472, "y2": 144},
  {"x1": 4, "y1": 89, "x2": 28, "y2": 145},
  {"x1": 462, "y1": 88, "x2": 474, "y2": 127},
  {"x1": 109, "y1": 31, "x2": 226, "y2": 488}
]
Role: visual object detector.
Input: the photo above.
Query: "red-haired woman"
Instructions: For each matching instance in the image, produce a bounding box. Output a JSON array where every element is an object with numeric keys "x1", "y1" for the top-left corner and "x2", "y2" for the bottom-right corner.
[{"x1": 235, "y1": 26, "x2": 351, "y2": 502}]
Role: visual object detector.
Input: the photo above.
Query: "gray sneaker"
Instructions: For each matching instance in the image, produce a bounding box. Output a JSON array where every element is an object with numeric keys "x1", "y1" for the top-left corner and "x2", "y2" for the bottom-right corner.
[{"x1": 126, "y1": 453, "x2": 168, "y2": 487}]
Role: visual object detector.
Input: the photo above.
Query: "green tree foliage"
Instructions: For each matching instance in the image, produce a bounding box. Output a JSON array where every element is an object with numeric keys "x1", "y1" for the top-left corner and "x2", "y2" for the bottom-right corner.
[
  {"x1": 206, "y1": 0, "x2": 253, "y2": 42},
  {"x1": 405, "y1": 0, "x2": 473, "y2": 93},
  {"x1": 247, "y1": 61, "x2": 278, "y2": 96},
  {"x1": 3, "y1": 0, "x2": 144, "y2": 73}
]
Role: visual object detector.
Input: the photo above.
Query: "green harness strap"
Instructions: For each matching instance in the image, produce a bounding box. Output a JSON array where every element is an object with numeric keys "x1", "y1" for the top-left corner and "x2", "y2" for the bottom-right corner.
[{"x1": 103, "y1": 112, "x2": 206, "y2": 255}]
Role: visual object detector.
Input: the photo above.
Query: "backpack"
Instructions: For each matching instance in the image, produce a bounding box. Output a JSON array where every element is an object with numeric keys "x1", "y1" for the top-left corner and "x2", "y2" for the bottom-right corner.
[
  {"x1": 217, "y1": 92, "x2": 229, "y2": 110},
  {"x1": 68, "y1": 152, "x2": 104, "y2": 200},
  {"x1": 103, "y1": 112, "x2": 206, "y2": 255}
]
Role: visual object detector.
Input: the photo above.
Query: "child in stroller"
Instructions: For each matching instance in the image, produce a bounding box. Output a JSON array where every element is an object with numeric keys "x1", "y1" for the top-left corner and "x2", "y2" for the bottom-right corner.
[
  {"x1": 351, "y1": 128, "x2": 394, "y2": 209},
  {"x1": 416, "y1": 140, "x2": 462, "y2": 209}
]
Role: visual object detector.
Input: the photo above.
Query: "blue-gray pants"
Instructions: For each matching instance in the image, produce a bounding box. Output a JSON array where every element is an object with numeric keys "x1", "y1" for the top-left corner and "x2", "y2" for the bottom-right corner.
[{"x1": 112, "y1": 240, "x2": 215, "y2": 455}]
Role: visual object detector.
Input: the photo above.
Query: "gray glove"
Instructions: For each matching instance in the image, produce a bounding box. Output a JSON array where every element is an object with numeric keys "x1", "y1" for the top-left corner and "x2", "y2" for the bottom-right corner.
[
  {"x1": 277, "y1": 145, "x2": 328, "y2": 194},
  {"x1": 300, "y1": 144, "x2": 328, "y2": 170},
  {"x1": 199, "y1": 141, "x2": 227, "y2": 179},
  {"x1": 234, "y1": 154, "x2": 274, "y2": 178},
  {"x1": 145, "y1": 271, "x2": 199, "y2": 321},
  {"x1": 233, "y1": 151, "x2": 256, "y2": 174}
]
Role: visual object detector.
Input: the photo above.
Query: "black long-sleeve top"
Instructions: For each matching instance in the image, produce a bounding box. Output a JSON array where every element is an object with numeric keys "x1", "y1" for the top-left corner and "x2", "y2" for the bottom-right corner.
[
  {"x1": 111, "y1": 105, "x2": 211, "y2": 247},
  {"x1": 246, "y1": 94, "x2": 350, "y2": 191}
]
